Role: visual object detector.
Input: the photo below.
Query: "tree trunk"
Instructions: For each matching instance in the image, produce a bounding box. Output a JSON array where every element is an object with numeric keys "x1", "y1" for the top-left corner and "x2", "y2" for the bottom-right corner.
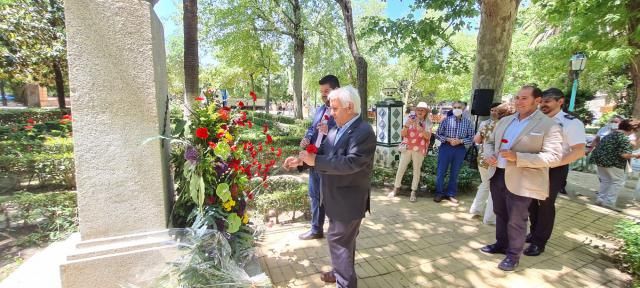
[
  {"x1": 53, "y1": 61, "x2": 66, "y2": 109},
  {"x1": 336, "y1": 0, "x2": 368, "y2": 120},
  {"x1": 403, "y1": 66, "x2": 419, "y2": 105},
  {"x1": 0, "y1": 80, "x2": 6, "y2": 106},
  {"x1": 266, "y1": 66, "x2": 271, "y2": 115},
  {"x1": 470, "y1": 0, "x2": 520, "y2": 106},
  {"x1": 293, "y1": 37, "x2": 304, "y2": 119},
  {"x1": 289, "y1": 0, "x2": 304, "y2": 119},
  {"x1": 183, "y1": 0, "x2": 199, "y2": 116},
  {"x1": 629, "y1": 0, "x2": 640, "y2": 117}
]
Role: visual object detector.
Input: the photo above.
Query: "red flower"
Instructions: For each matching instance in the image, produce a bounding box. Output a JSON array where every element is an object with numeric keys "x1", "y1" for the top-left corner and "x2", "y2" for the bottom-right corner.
[
  {"x1": 258, "y1": 143, "x2": 263, "y2": 152},
  {"x1": 250, "y1": 91, "x2": 257, "y2": 102},
  {"x1": 216, "y1": 132, "x2": 225, "y2": 139},
  {"x1": 240, "y1": 112, "x2": 247, "y2": 121},
  {"x1": 501, "y1": 139, "x2": 509, "y2": 144},
  {"x1": 195, "y1": 127, "x2": 209, "y2": 139},
  {"x1": 27, "y1": 118, "x2": 35, "y2": 124},
  {"x1": 229, "y1": 159, "x2": 242, "y2": 172},
  {"x1": 218, "y1": 109, "x2": 229, "y2": 121},
  {"x1": 263, "y1": 124, "x2": 269, "y2": 134},
  {"x1": 24, "y1": 125, "x2": 33, "y2": 130},
  {"x1": 276, "y1": 148, "x2": 282, "y2": 157},
  {"x1": 247, "y1": 120, "x2": 253, "y2": 128},
  {"x1": 208, "y1": 141, "x2": 217, "y2": 149},
  {"x1": 221, "y1": 124, "x2": 228, "y2": 131},
  {"x1": 195, "y1": 96, "x2": 205, "y2": 101},
  {"x1": 270, "y1": 147, "x2": 275, "y2": 152},
  {"x1": 230, "y1": 145, "x2": 237, "y2": 152},
  {"x1": 247, "y1": 191, "x2": 254, "y2": 201},
  {"x1": 62, "y1": 115, "x2": 72, "y2": 120},
  {"x1": 265, "y1": 134, "x2": 273, "y2": 145},
  {"x1": 238, "y1": 101, "x2": 245, "y2": 108},
  {"x1": 230, "y1": 184, "x2": 239, "y2": 199},
  {"x1": 244, "y1": 164, "x2": 253, "y2": 177},
  {"x1": 306, "y1": 144, "x2": 318, "y2": 154}
]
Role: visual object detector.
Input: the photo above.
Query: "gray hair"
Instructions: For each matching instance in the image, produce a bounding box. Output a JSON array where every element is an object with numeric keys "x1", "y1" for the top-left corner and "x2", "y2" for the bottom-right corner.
[{"x1": 328, "y1": 86, "x2": 361, "y2": 115}]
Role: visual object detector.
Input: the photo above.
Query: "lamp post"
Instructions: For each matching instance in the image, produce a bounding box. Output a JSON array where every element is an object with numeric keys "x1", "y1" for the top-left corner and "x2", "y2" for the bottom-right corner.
[{"x1": 568, "y1": 52, "x2": 587, "y2": 112}]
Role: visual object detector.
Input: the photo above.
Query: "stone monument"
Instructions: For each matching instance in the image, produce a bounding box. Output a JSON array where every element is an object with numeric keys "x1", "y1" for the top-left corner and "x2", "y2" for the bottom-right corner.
[{"x1": 60, "y1": 1, "x2": 177, "y2": 287}]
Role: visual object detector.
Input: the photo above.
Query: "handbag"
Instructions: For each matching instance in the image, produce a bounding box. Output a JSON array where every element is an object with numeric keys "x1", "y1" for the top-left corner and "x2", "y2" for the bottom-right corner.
[{"x1": 398, "y1": 142, "x2": 408, "y2": 152}]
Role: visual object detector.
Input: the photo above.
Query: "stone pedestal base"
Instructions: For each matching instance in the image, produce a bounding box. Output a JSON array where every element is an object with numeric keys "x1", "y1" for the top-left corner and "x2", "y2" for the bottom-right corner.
[
  {"x1": 374, "y1": 145, "x2": 401, "y2": 168},
  {"x1": 60, "y1": 230, "x2": 181, "y2": 288}
]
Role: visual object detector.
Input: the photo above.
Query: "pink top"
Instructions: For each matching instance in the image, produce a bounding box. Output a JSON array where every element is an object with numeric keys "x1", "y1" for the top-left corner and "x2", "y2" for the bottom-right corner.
[{"x1": 401, "y1": 118, "x2": 431, "y2": 155}]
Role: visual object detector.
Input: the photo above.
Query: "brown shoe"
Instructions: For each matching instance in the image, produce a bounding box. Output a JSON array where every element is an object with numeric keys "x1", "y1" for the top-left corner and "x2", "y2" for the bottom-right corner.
[{"x1": 320, "y1": 271, "x2": 337, "y2": 283}]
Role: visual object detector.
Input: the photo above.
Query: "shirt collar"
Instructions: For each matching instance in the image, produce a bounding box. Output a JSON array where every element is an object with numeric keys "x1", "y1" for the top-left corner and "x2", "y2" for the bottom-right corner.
[
  {"x1": 553, "y1": 110, "x2": 566, "y2": 121},
  {"x1": 513, "y1": 110, "x2": 537, "y2": 122},
  {"x1": 338, "y1": 114, "x2": 359, "y2": 130}
]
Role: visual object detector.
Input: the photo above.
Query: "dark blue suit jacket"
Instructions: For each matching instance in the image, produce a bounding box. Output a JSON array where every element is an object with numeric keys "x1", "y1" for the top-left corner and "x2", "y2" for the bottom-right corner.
[
  {"x1": 313, "y1": 117, "x2": 376, "y2": 222},
  {"x1": 305, "y1": 104, "x2": 337, "y2": 144}
]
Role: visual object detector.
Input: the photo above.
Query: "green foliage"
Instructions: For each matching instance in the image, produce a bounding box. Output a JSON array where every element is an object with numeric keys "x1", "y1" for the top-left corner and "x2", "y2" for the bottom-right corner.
[
  {"x1": 615, "y1": 220, "x2": 640, "y2": 286},
  {"x1": 1, "y1": 191, "x2": 77, "y2": 246},
  {"x1": 0, "y1": 0, "x2": 68, "y2": 89},
  {"x1": 254, "y1": 178, "x2": 309, "y2": 224}
]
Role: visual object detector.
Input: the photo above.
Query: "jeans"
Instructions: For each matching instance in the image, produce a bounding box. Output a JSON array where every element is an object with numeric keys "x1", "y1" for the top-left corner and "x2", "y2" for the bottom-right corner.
[{"x1": 435, "y1": 143, "x2": 467, "y2": 197}]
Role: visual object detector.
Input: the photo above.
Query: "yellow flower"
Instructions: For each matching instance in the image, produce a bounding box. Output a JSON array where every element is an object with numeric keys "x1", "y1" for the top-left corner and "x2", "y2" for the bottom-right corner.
[
  {"x1": 242, "y1": 214, "x2": 249, "y2": 224},
  {"x1": 223, "y1": 199, "x2": 236, "y2": 211},
  {"x1": 224, "y1": 132, "x2": 234, "y2": 142}
]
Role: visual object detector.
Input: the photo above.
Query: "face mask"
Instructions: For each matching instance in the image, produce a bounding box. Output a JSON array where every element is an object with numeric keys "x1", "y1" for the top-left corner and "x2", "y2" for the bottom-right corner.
[
  {"x1": 453, "y1": 109, "x2": 463, "y2": 117},
  {"x1": 610, "y1": 123, "x2": 619, "y2": 130}
]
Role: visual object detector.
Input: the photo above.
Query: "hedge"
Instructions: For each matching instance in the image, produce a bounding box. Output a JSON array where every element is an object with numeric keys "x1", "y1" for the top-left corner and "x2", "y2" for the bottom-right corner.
[{"x1": 0, "y1": 108, "x2": 70, "y2": 126}]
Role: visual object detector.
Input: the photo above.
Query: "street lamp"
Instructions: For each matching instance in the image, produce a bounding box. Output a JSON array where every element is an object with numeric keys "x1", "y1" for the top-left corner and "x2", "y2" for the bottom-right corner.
[{"x1": 568, "y1": 52, "x2": 587, "y2": 112}]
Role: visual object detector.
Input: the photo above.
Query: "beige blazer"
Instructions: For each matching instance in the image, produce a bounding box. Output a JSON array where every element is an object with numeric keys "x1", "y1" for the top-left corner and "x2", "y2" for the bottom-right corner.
[{"x1": 483, "y1": 110, "x2": 563, "y2": 200}]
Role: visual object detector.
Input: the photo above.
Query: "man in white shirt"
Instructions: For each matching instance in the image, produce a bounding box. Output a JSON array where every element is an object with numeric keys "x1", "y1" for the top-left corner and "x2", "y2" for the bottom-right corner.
[{"x1": 524, "y1": 88, "x2": 586, "y2": 256}]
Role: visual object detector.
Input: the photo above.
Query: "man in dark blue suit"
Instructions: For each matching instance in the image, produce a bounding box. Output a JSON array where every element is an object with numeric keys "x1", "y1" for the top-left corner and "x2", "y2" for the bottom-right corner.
[
  {"x1": 286, "y1": 86, "x2": 376, "y2": 287},
  {"x1": 297, "y1": 75, "x2": 339, "y2": 240}
]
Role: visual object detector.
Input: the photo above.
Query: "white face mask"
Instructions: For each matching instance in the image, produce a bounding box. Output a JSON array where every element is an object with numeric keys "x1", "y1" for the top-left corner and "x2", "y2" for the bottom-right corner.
[
  {"x1": 452, "y1": 109, "x2": 463, "y2": 117},
  {"x1": 610, "y1": 123, "x2": 619, "y2": 130}
]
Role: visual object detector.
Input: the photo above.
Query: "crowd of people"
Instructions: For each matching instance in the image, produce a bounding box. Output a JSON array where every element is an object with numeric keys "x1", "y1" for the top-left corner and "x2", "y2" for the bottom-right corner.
[{"x1": 282, "y1": 75, "x2": 638, "y2": 287}]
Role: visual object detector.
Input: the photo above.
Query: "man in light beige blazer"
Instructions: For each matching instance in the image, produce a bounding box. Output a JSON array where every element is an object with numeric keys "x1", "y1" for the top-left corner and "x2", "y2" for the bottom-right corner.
[{"x1": 479, "y1": 85, "x2": 563, "y2": 271}]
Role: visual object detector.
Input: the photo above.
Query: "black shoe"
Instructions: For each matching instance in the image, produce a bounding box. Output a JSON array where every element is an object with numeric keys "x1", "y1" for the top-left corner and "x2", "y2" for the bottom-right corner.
[
  {"x1": 434, "y1": 195, "x2": 444, "y2": 203},
  {"x1": 498, "y1": 257, "x2": 519, "y2": 271},
  {"x1": 298, "y1": 231, "x2": 323, "y2": 240},
  {"x1": 523, "y1": 244, "x2": 545, "y2": 256},
  {"x1": 480, "y1": 244, "x2": 506, "y2": 254},
  {"x1": 525, "y1": 234, "x2": 532, "y2": 243},
  {"x1": 559, "y1": 188, "x2": 567, "y2": 195}
]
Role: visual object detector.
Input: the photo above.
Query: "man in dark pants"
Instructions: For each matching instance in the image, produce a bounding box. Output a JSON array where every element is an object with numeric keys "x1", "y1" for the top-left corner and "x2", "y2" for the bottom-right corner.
[
  {"x1": 481, "y1": 85, "x2": 563, "y2": 271},
  {"x1": 297, "y1": 75, "x2": 339, "y2": 240},
  {"x1": 285, "y1": 86, "x2": 376, "y2": 287},
  {"x1": 434, "y1": 101, "x2": 474, "y2": 203},
  {"x1": 525, "y1": 88, "x2": 586, "y2": 256}
]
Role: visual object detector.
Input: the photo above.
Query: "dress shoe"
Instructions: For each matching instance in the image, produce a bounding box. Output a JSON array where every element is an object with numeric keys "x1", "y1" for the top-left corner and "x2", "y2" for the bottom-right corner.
[
  {"x1": 447, "y1": 196, "x2": 459, "y2": 204},
  {"x1": 480, "y1": 243, "x2": 506, "y2": 254},
  {"x1": 498, "y1": 257, "x2": 519, "y2": 271},
  {"x1": 523, "y1": 244, "x2": 545, "y2": 256},
  {"x1": 298, "y1": 231, "x2": 323, "y2": 240},
  {"x1": 320, "y1": 271, "x2": 337, "y2": 283},
  {"x1": 525, "y1": 233, "x2": 532, "y2": 243},
  {"x1": 434, "y1": 195, "x2": 444, "y2": 203}
]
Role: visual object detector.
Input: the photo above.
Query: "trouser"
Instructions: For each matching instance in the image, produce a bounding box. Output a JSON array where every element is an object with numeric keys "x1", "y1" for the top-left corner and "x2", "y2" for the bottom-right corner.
[
  {"x1": 491, "y1": 168, "x2": 532, "y2": 261},
  {"x1": 308, "y1": 169, "x2": 325, "y2": 234},
  {"x1": 528, "y1": 165, "x2": 569, "y2": 248},
  {"x1": 328, "y1": 218, "x2": 362, "y2": 288},
  {"x1": 435, "y1": 143, "x2": 466, "y2": 197},
  {"x1": 596, "y1": 166, "x2": 626, "y2": 207},
  {"x1": 393, "y1": 150, "x2": 426, "y2": 191},
  {"x1": 469, "y1": 166, "x2": 496, "y2": 224}
]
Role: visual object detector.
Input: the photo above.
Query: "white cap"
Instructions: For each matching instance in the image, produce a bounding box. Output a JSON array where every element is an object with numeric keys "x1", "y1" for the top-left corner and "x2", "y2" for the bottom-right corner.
[{"x1": 415, "y1": 102, "x2": 429, "y2": 109}]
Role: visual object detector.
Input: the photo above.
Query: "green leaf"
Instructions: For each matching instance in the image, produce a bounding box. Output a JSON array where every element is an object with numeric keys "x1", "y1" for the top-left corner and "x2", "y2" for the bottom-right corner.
[
  {"x1": 213, "y1": 141, "x2": 231, "y2": 159},
  {"x1": 189, "y1": 173, "x2": 200, "y2": 205},
  {"x1": 226, "y1": 213, "x2": 241, "y2": 234},
  {"x1": 198, "y1": 176, "x2": 205, "y2": 209},
  {"x1": 216, "y1": 183, "x2": 231, "y2": 202},
  {"x1": 173, "y1": 119, "x2": 187, "y2": 136}
]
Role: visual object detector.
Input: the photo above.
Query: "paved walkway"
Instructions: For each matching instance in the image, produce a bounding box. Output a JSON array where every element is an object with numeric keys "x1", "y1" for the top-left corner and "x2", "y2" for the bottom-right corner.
[{"x1": 257, "y1": 171, "x2": 636, "y2": 287}]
